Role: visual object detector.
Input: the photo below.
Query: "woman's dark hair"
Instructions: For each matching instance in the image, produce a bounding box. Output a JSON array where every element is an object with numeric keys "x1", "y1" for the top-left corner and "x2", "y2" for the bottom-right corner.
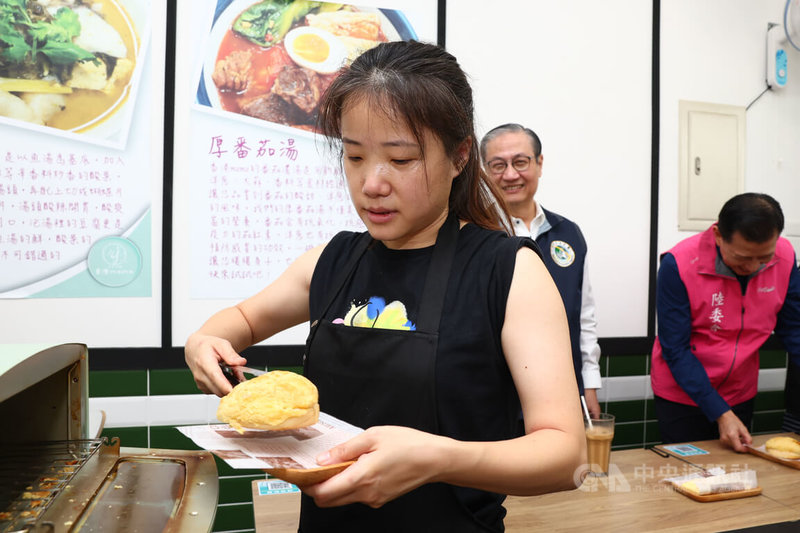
[
  {"x1": 717, "y1": 192, "x2": 784, "y2": 243},
  {"x1": 479, "y1": 123, "x2": 542, "y2": 161},
  {"x1": 316, "y1": 40, "x2": 511, "y2": 233}
]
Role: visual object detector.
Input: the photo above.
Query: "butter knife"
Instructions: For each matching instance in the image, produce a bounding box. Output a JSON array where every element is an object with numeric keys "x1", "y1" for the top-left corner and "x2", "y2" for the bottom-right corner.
[{"x1": 220, "y1": 363, "x2": 267, "y2": 385}]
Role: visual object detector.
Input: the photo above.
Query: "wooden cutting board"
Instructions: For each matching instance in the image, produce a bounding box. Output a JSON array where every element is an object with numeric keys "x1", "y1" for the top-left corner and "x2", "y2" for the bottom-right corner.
[
  {"x1": 265, "y1": 461, "x2": 355, "y2": 487},
  {"x1": 747, "y1": 445, "x2": 800, "y2": 470},
  {"x1": 672, "y1": 483, "x2": 762, "y2": 502}
]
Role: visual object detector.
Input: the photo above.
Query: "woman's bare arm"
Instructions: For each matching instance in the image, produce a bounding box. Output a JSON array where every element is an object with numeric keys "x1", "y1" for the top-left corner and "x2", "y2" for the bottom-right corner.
[{"x1": 185, "y1": 244, "x2": 325, "y2": 396}]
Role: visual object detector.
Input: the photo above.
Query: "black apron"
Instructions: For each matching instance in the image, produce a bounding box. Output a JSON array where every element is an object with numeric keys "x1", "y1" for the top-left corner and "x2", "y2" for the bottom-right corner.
[{"x1": 300, "y1": 215, "x2": 495, "y2": 532}]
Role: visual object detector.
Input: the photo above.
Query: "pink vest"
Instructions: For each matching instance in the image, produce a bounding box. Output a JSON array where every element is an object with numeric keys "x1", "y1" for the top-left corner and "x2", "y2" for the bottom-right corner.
[{"x1": 651, "y1": 226, "x2": 794, "y2": 406}]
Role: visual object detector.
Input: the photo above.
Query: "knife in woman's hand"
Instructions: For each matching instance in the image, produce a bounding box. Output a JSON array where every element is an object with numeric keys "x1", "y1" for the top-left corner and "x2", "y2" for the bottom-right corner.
[{"x1": 219, "y1": 363, "x2": 267, "y2": 385}]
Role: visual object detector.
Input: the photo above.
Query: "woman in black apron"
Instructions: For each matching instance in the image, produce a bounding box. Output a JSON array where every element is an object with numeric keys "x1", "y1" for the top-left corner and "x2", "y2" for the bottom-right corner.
[{"x1": 186, "y1": 41, "x2": 586, "y2": 532}]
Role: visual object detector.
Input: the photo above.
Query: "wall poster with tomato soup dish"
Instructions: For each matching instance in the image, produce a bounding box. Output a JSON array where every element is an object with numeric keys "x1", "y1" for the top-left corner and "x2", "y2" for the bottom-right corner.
[
  {"x1": 185, "y1": 0, "x2": 439, "y2": 300},
  {"x1": 0, "y1": 0, "x2": 160, "y2": 300}
]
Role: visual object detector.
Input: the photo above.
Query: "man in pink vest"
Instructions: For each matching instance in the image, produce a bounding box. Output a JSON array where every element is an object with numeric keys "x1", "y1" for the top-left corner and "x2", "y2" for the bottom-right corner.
[{"x1": 651, "y1": 193, "x2": 800, "y2": 451}]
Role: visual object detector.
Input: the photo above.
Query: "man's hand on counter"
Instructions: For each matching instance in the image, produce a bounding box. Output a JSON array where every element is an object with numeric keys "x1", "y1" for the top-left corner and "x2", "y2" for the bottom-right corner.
[{"x1": 716, "y1": 410, "x2": 753, "y2": 452}]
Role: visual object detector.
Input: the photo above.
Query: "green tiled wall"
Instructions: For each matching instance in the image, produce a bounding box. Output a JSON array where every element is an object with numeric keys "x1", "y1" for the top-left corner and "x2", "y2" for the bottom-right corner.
[
  {"x1": 607, "y1": 353, "x2": 648, "y2": 377},
  {"x1": 753, "y1": 411, "x2": 786, "y2": 433},
  {"x1": 213, "y1": 502, "x2": 255, "y2": 532},
  {"x1": 760, "y1": 350, "x2": 788, "y2": 368},
  {"x1": 150, "y1": 368, "x2": 203, "y2": 395},
  {"x1": 605, "y1": 399, "x2": 646, "y2": 423},
  {"x1": 88, "y1": 354, "x2": 791, "y2": 533},
  {"x1": 150, "y1": 425, "x2": 200, "y2": 450},
  {"x1": 91, "y1": 366, "x2": 305, "y2": 398},
  {"x1": 89, "y1": 369, "x2": 147, "y2": 397},
  {"x1": 755, "y1": 390, "x2": 785, "y2": 411},
  {"x1": 597, "y1": 352, "x2": 788, "y2": 451},
  {"x1": 99, "y1": 426, "x2": 148, "y2": 448},
  {"x1": 612, "y1": 421, "x2": 646, "y2": 449},
  {"x1": 219, "y1": 476, "x2": 264, "y2": 504},
  {"x1": 644, "y1": 420, "x2": 661, "y2": 444}
]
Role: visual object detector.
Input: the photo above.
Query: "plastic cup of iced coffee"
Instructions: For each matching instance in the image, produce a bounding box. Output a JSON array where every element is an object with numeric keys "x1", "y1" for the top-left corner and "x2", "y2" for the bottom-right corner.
[{"x1": 585, "y1": 413, "x2": 614, "y2": 476}]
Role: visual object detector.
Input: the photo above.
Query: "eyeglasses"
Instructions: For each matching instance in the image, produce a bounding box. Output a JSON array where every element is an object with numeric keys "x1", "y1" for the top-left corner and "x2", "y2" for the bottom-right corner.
[{"x1": 485, "y1": 155, "x2": 535, "y2": 175}]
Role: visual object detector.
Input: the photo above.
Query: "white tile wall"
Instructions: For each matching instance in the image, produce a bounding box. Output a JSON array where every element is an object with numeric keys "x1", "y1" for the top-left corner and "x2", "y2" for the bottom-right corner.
[
  {"x1": 599, "y1": 367, "x2": 787, "y2": 404},
  {"x1": 90, "y1": 394, "x2": 220, "y2": 431},
  {"x1": 89, "y1": 368, "x2": 788, "y2": 432}
]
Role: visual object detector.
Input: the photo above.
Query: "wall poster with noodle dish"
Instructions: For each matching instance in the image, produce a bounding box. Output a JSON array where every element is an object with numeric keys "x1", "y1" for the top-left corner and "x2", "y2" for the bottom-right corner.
[
  {"x1": 0, "y1": 0, "x2": 162, "y2": 309},
  {"x1": 184, "y1": 0, "x2": 439, "y2": 301},
  {"x1": 0, "y1": 0, "x2": 150, "y2": 148}
]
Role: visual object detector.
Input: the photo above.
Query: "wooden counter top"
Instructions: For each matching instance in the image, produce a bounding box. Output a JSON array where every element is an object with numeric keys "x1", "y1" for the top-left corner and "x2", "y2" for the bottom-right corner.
[
  {"x1": 747, "y1": 433, "x2": 800, "y2": 511},
  {"x1": 504, "y1": 433, "x2": 800, "y2": 532},
  {"x1": 252, "y1": 433, "x2": 800, "y2": 532}
]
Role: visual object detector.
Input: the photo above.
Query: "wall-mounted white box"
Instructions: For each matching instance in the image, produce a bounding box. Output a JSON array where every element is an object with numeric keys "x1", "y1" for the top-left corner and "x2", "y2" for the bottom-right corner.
[{"x1": 678, "y1": 100, "x2": 746, "y2": 231}]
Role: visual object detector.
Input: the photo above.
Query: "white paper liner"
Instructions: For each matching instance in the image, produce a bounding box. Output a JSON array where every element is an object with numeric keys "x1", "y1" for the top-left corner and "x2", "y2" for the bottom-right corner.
[{"x1": 662, "y1": 469, "x2": 758, "y2": 495}]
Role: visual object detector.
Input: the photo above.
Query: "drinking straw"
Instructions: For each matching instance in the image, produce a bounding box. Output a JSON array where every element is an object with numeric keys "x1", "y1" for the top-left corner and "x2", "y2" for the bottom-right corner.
[{"x1": 581, "y1": 395, "x2": 593, "y2": 430}]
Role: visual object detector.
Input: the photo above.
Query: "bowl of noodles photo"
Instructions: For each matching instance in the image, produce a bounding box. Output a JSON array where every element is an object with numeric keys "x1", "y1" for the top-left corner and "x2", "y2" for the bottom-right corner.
[
  {"x1": 0, "y1": 0, "x2": 143, "y2": 145},
  {"x1": 197, "y1": 0, "x2": 416, "y2": 133}
]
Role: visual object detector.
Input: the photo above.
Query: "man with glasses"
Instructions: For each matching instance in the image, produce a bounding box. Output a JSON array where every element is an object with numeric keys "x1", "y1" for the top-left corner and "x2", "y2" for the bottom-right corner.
[
  {"x1": 651, "y1": 193, "x2": 800, "y2": 451},
  {"x1": 480, "y1": 123, "x2": 602, "y2": 417}
]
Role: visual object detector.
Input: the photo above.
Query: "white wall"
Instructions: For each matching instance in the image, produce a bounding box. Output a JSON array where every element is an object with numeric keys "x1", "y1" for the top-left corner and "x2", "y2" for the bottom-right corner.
[
  {"x1": 660, "y1": 0, "x2": 800, "y2": 254},
  {"x1": 167, "y1": 1, "x2": 800, "y2": 346},
  {"x1": 448, "y1": 0, "x2": 653, "y2": 338},
  {"x1": 450, "y1": 0, "x2": 800, "y2": 340}
]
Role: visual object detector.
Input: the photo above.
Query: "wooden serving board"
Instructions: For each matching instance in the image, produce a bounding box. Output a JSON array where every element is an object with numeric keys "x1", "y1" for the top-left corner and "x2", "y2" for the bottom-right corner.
[
  {"x1": 265, "y1": 461, "x2": 355, "y2": 487},
  {"x1": 747, "y1": 445, "x2": 800, "y2": 470},
  {"x1": 672, "y1": 484, "x2": 762, "y2": 502}
]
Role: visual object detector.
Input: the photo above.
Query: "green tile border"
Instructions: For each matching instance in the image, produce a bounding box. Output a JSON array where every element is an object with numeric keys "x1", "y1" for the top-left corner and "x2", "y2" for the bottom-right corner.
[
  {"x1": 754, "y1": 390, "x2": 785, "y2": 411},
  {"x1": 598, "y1": 354, "x2": 608, "y2": 378},
  {"x1": 643, "y1": 420, "x2": 661, "y2": 444},
  {"x1": 752, "y1": 411, "x2": 785, "y2": 433},
  {"x1": 612, "y1": 443, "x2": 645, "y2": 451},
  {"x1": 88, "y1": 348, "x2": 795, "y2": 509},
  {"x1": 145, "y1": 366, "x2": 304, "y2": 396},
  {"x1": 150, "y1": 425, "x2": 201, "y2": 451},
  {"x1": 645, "y1": 398, "x2": 656, "y2": 420},
  {"x1": 611, "y1": 422, "x2": 644, "y2": 447},
  {"x1": 150, "y1": 368, "x2": 202, "y2": 395},
  {"x1": 607, "y1": 354, "x2": 648, "y2": 377},
  {"x1": 606, "y1": 400, "x2": 646, "y2": 423},
  {"x1": 89, "y1": 370, "x2": 147, "y2": 397},
  {"x1": 100, "y1": 426, "x2": 148, "y2": 448},
  {"x1": 219, "y1": 476, "x2": 264, "y2": 504},
  {"x1": 269, "y1": 365, "x2": 304, "y2": 374},
  {"x1": 212, "y1": 503, "x2": 254, "y2": 532},
  {"x1": 760, "y1": 350, "x2": 787, "y2": 369}
]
